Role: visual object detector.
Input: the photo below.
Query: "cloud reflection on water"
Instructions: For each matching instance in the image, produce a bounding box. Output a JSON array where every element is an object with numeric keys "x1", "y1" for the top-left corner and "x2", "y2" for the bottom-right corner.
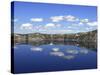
[
  {"x1": 66, "y1": 49, "x2": 79, "y2": 54},
  {"x1": 21, "y1": 44, "x2": 89, "y2": 60},
  {"x1": 31, "y1": 47, "x2": 43, "y2": 52},
  {"x1": 63, "y1": 55, "x2": 75, "y2": 60},
  {"x1": 50, "y1": 51, "x2": 64, "y2": 57},
  {"x1": 80, "y1": 49, "x2": 88, "y2": 54},
  {"x1": 50, "y1": 47, "x2": 89, "y2": 60},
  {"x1": 52, "y1": 48, "x2": 59, "y2": 52}
]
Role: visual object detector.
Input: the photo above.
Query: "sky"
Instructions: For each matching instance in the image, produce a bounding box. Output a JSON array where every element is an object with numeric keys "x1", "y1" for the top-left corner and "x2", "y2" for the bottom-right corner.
[{"x1": 11, "y1": 1, "x2": 97, "y2": 34}]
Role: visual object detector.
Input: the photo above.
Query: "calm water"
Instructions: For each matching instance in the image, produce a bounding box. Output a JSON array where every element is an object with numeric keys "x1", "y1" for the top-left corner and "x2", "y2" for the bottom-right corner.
[{"x1": 13, "y1": 41, "x2": 97, "y2": 73}]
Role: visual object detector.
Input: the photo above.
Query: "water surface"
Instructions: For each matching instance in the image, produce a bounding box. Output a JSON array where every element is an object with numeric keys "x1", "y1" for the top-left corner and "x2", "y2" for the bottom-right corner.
[{"x1": 13, "y1": 41, "x2": 97, "y2": 73}]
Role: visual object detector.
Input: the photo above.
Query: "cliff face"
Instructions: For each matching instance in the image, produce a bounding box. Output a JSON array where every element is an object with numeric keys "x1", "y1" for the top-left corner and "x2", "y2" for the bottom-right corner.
[
  {"x1": 13, "y1": 30, "x2": 97, "y2": 43},
  {"x1": 77, "y1": 30, "x2": 97, "y2": 42},
  {"x1": 65, "y1": 30, "x2": 97, "y2": 42}
]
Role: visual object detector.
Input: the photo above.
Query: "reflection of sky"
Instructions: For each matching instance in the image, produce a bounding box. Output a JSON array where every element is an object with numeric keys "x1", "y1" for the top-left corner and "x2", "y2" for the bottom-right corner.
[
  {"x1": 50, "y1": 51, "x2": 64, "y2": 57},
  {"x1": 31, "y1": 47, "x2": 43, "y2": 51},
  {"x1": 13, "y1": 44, "x2": 97, "y2": 73},
  {"x1": 29, "y1": 44, "x2": 89, "y2": 60},
  {"x1": 63, "y1": 55, "x2": 75, "y2": 60},
  {"x1": 52, "y1": 48, "x2": 59, "y2": 52},
  {"x1": 66, "y1": 49, "x2": 79, "y2": 54},
  {"x1": 12, "y1": 2, "x2": 97, "y2": 34},
  {"x1": 50, "y1": 48, "x2": 89, "y2": 60},
  {"x1": 14, "y1": 43, "x2": 92, "y2": 61}
]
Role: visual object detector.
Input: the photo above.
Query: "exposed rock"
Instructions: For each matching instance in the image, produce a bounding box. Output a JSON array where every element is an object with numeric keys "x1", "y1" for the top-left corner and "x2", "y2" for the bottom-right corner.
[{"x1": 13, "y1": 30, "x2": 97, "y2": 44}]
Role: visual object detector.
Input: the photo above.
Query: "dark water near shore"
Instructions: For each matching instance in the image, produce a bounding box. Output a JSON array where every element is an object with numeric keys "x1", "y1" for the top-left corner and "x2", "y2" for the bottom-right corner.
[{"x1": 13, "y1": 41, "x2": 97, "y2": 73}]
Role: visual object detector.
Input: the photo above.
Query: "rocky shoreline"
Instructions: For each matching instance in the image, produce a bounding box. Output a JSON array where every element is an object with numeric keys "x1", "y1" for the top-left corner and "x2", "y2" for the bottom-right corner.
[{"x1": 13, "y1": 30, "x2": 97, "y2": 43}]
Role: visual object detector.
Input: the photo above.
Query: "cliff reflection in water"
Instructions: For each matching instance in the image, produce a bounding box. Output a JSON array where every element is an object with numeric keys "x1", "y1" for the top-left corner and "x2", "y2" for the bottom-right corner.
[
  {"x1": 13, "y1": 37, "x2": 97, "y2": 73},
  {"x1": 14, "y1": 40, "x2": 97, "y2": 51}
]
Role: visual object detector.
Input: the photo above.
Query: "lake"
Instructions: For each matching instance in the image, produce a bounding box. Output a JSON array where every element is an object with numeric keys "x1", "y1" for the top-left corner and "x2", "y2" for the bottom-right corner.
[{"x1": 13, "y1": 41, "x2": 97, "y2": 73}]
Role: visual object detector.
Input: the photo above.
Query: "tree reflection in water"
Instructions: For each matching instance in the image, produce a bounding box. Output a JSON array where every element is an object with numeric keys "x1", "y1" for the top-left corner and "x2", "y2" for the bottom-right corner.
[
  {"x1": 14, "y1": 40, "x2": 97, "y2": 51},
  {"x1": 13, "y1": 40, "x2": 97, "y2": 60}
]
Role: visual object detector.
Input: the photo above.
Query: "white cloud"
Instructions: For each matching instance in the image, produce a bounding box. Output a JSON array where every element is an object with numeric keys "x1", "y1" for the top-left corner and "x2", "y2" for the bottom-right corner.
[
  {"x1": 80, "y1": 19, "x2": 89, "y2": 23},
  {"x1": 45, "y1": 23, "x2": 55, "y2": 28},
  {"x1": 42, "y1": 29, "x2": 73, "y2": 34},
  {"x1": 44, "y1": 23, "x2": 61, "y2": 28},
  {"x1": 50, "y1": 15, "x2": 91, "y2": 23},
  {"x1": 34, "y1": 25, "x2": 43, "y2": 30},
  {"x1": 87, "y1": 21, "x2": 97, "y2": 26},
  {"x1": 50, "y1": 16, "x2": 63, "y2": 22},
  {"x1": 38, "y1": 28, "x2": 74, "y2": 34},
  {"x1": 30, "y1": 18, "x2": 43, "y2": 22},
  {"x1": 20, "y1": 23, "x2": 33, "y2": 30},
  {"x1": 64, "y1": 15, "x2": 78, "y2": 22},
  {"x1": 55, "y1": 29, "x2": 73, "y2": 34}
]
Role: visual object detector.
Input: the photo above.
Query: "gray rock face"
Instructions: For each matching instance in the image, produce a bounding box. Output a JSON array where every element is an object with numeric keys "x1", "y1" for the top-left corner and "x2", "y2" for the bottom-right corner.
[{"x1": 13, "y1": 30, "x2": 97, "y2": 44}]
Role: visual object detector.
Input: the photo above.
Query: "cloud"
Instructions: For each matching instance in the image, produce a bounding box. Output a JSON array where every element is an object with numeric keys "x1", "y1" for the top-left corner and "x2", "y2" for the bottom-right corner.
[
  {"x1": 41, "y1": 29, "x2": 74, "y2": 34},
  {"x1": 55, "y1": 24, "x2": 61, "y2": 27},
  {"x1": 52, "y1": 29, "x2": 73, "y2": 34},
  {"x1": 20, "y1": 23, "x2": 33, "y2": 30},
  {"x1": 45, "y1": 23, "x2": 55, "y2": 28},
  {"x1": 64, "y1": 15, "x2": 79, "y2": 22},
  {"x1": 79, "y1": 22, "x2": 84, "y2": 25},
  {"x1": 87, "y1": 21, "x2": 97, "y2": 26},
  {"x1": 34, "y1": 25, "x2": 43, "y2": 30},
  {"x1": 30, "y1": 18, "x2": 43, "y2": 22},
  {"x1": 50, "y1": 15, "x2": 91, "y2": 24},
  {"x1": 44, "y1": 23, "x2": 61, "y2": 28},
  {"x1": 50, "y1": 16, "x2": 63, "y2": 22},
  {"x1": 50, "y1": 15, "x2": 79, "y2": 22},
  {"x1": 45, "y1": 23, "x2": 61, "y2": 28},
  {"x1": 80, "y1": 19, "x2": 89, "y2": 23}
]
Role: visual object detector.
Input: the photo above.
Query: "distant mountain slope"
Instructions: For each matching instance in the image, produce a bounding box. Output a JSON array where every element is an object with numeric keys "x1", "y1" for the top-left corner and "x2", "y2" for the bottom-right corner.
[{"x1": 13, "y1": 30, "x2": 97, "y2": 43}]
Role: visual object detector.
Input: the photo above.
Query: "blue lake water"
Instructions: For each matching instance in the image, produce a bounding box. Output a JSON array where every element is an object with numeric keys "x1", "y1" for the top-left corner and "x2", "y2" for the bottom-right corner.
[{"x1": 13, "y1": 41, "x2": 97, "y2": 73}]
